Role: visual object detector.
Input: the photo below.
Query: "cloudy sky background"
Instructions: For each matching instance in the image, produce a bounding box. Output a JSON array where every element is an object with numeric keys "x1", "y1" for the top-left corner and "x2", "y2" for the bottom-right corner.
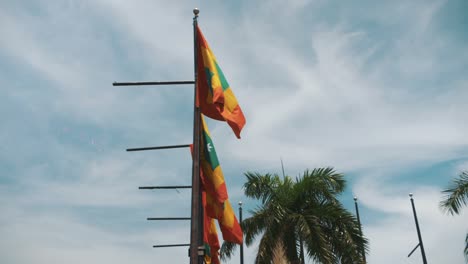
[{"x1": 1, "y1": 0, "x2": 467, "y2": 263}]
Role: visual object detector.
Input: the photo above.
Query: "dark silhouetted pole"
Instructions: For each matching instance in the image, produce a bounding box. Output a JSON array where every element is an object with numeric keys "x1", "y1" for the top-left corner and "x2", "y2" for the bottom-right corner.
[
  {"x1": 354, "y1": 197, "x2": 366, "y2": 263},
  {"x1": 153, "y1": 243, "x2": 190, "y2": 248},
  {"x1": 239, "y1": 201, "x2": 244, "y2": 264},
  {"x1": 127, "y1": 144, "x2": 190, "y2": 152},
  {"x1": 113, "y1": 81, "x2": 194, "y2": 86},
  {"x1": 189, "y1": 7, "x2": 204, "y2": 264},
  {"x1": 409, "y1": 193, "x2": 428, "y2": 264},
  {"x1": 139, "y1": 185, "x2": 191, "y2": 190}
]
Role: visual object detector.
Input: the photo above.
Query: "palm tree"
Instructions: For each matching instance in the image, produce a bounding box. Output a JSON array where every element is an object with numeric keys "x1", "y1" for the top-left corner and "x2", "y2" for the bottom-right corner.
[
  {"x1": 440, "y1": 171, "x2": 468, "y2": 259},
  {"x1": 221, "y1": 167, "x2": 368, "y2": 263}
]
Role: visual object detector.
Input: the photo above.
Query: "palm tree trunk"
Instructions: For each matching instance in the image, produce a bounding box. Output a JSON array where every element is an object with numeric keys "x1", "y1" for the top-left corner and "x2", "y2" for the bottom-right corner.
[
  {"x1": 300, "y1": 237, "x2": 305, "y2": 264},
  {"x1": 273, "y1": 241, "x2": 288, "y2": 264}
]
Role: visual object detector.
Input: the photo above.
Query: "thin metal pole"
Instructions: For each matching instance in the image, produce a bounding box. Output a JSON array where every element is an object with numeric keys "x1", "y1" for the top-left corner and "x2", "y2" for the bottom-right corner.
[
  {"x1": 153, "y1": 243, "x2": 190, "y2": 248},
  {"x1": 126, "y1": 144, "x2": 190, "y2": 152},
  {"x1": 408, "y1": 243, "x2": 420, "y2": 258},
  {"x1": 113, "y1": 81, "x2": 194, "y2": 86},
  {"x1": 409, "y1": 193, "x2": 428, "y2": 264},
  {"x1": 189, "y1": 8, "x2": 204, "y2": 264},
  {"x1": 147, "y1": 217, "x2": 190, "y2": 221},
  {"x1": 139, "y1": 186, "x2": 192, "y2": 190},
  {"x1": 354, "y1": 197, "x2": 366, "y2": 263},
  {"x1": 239, "y1": 201, "x2": 244, "y2": 264}
]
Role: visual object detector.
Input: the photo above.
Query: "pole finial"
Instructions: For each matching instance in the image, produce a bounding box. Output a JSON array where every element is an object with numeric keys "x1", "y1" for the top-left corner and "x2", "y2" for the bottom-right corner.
[
  {"x1": 354, "y1": 196, "x2": 358, "y2": 201},
  {"x1": 238, "y1": 201, "x2": 243, "y2": 207},
  {"x1": 193, "y1": 8, "x2": 199, "y2": 17},
  {"x1": 409, "y1": 193, "x2": 413, "y2": 198}
]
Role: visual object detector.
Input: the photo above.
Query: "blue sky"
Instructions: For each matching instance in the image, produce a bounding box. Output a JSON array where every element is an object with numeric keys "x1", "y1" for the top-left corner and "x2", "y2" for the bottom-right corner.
[{"x1": 1, "y1": 0, "x2": 467, "y2": 263}]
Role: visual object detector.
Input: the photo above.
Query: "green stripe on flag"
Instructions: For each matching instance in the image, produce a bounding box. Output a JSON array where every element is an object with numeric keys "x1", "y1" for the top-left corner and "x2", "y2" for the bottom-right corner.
[
  {"x1": 204, "y1": 68, "x2": 214, "y2": 94},
  {"x1": 203, "y1": 130, "x2": 220, "y2": 170},
  {"x1": 204, "y1": 242, "x2": 211, "y2": 257},
  {"x1": 215, "y1": 61, "x2": 230, "y2": 91}
]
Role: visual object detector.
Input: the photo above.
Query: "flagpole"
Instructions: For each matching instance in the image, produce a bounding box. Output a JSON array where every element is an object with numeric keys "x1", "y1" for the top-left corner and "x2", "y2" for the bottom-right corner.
[
  {"x1": 238, "y1": 201, "x2": 244, "y2": 264},
  {"x1": 354, "y1": 197, "x2": 366, "y2": 263},
  {"x1": 189, "y1": 7, "x2": 204, "y2": 264},
  {"x1": 409, "y1": 193, "x2": 428, "y2": 264}
]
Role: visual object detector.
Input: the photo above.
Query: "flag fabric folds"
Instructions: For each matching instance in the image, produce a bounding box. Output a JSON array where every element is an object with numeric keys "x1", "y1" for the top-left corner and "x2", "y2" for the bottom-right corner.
[
  {"x1": 218, "y1": 200, "x2": 243, "y2": 244},
  {"x1": 196, "y1": 25, "x2": 246, "y2": 139},
  {"x1": 200, "y1": 115, "x2": 228, "y2": 204},
  {"x1": 200, "y1": 115, "x2": 243, "y2": 244},
  {"x1": 202, "y1": 172, "x2": 243, "y2": 244},
  {"x1": 190, "y1": 114, "x2": 244, "y2": 246},
  {"x1": 205, "y1": 191, "x2": 243, "y2": 244},
  {"x1": 203, "y1": 191, "x2": 221, "y2": 264}
]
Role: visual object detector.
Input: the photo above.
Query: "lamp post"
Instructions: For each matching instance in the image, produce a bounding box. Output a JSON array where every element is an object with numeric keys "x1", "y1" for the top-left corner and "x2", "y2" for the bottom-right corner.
[{"x1": 239, "y1": 201, "x2": 244, "y2": 264}]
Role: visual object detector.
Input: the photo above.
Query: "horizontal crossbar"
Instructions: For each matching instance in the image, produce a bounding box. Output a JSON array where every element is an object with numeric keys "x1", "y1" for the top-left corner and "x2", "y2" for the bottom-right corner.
[
  {"x1": 147, "y1": 217, "x2": 191, "y2": 221},
  {"x1": 139, "y1": 186, "x2": 192, "y2": 189},
  {"x1": 153, "y1": 243, "x2": 190, "y2": 248},
  {"x1": 408, "y1": 243, "x2": 420, "y2": 257},
  {"x1": 113, "y1": 81, "x2": 194, "y2": 86},
  {"x1": 127, "y1": 144, "x2": 191, "y2": 152}
]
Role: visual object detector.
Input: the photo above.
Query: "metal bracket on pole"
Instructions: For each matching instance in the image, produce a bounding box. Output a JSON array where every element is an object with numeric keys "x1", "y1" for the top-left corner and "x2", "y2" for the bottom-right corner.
[
  {"x1": 113, "y1": 81, "x2": 194, "y2": 86},
  {"x1": 153, "y1": 243, "x2": 190, "y2": 248},
  {"x1": 127, "y1": 144, "x2": 191, "y2": 152},
  {"x1": 408, "y1": 243, "x2": 420, "y2": 258},
  {"x1": 139, "y1": 186, "x2": 192, "y2": 190},
  {"x1": 147, "y1": 217, "x2": 191, "y2": 221},
  {"x1": 197, "y1": 246, "x2": 205, "y2": 256}
]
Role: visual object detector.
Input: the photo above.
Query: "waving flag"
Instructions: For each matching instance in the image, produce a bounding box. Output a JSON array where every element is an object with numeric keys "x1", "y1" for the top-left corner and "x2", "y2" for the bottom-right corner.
[
  {"x1": 203, "y1": 191, "x2": 221, "y2": 264},
  {"x1": 200, "y1": 115, "x2": 228, "y2": 203},
  {"x1": 196, "y1": 26, "x2": 246, "y2": 139},
  {"x1": 190, "y1": 115, "x2": 243, "y2": 245},
  {"x1": 219, "y1": 200, "x2": 243, "y2": 244},
  {"x1": 203, "y1": 189, "x2": 243, "y2": 244}
]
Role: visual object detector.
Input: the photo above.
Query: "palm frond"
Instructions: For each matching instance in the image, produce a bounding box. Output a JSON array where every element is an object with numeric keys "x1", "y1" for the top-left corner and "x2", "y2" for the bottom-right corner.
[
  {"x1": 242, "y1": 207, "x2": 269, "y2": 245},
  {"x1": 297, "y1": 168, "x2": 345, "y2": 207},
  {"x1": 465, "y1": 232, "x2": 468, "y2": 260},
  {"x1": 304, "y1": 168, "x2": 346, "y2": 194},
  {"x1": 219, "y1": 241, "x2": 237, "y2": 261},
  {"x1": 302, "y1": 201, "x2": 368, "y2": 263},
  {"x1": 230, "y1": 168, "x2": 367, "y2": 264},
  {"x1": 281, "y1": 224, "x2": 300, "y2": 263},
  {"x1": 440, "y1": 171, "x2": 468, "y2": 215},
  {"x1": 243, "y1": 172, "x2": 280, "y2": 203}
]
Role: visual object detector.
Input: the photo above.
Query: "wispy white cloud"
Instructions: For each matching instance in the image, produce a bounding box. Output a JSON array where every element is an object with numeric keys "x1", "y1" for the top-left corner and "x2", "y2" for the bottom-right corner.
[
  {"x1": 0, "y1": 207, "x2": 190, "y2": 264},
  {"x1": 1, "y1": 0, "x2": 467, "y2": 263},
  {"x1": 215, "y1": 0, "x2": 468, "y2": 173}
]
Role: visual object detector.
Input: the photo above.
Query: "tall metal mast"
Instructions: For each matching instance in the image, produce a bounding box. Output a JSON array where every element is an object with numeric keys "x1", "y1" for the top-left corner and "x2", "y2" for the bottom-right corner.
[
  {"x1": 408, "y1": 193, "x2": 428, "y2": 264},
  {"x1": 189, "y1": 8, "x2": 204, "y2": 264}
]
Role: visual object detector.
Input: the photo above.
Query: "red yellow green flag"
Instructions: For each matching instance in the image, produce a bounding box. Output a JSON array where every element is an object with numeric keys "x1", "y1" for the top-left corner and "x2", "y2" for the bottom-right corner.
[
  {"x1": 195, "y1": 152, "x2": 244, "y2": 245},
  {"x1": 203, "y1": 189, "x2": 243, "y2": 244},
  {"x1": 203, "y1": 191, "x2": 221, "y2": 264},
  {"x1": 196, "y1": 25, "x2": 246, "y2": 139},
  {"x1": 189, "y1": 115, "x2": 244, "y2": 245},
  {"x1": 200, "y1": 115, "x2": 228, "y2": 204},
  {"x1": 217, "y1": 199, "x2": 243, "y2": 244}
]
